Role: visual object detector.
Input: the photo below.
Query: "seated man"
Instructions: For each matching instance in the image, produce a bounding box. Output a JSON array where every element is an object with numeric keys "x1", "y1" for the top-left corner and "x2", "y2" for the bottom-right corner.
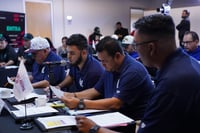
[
  {"x1": 182, "y1": 31, "x2": 200, "y2": 61},
  {"x1": 57, "y1": 36, "x2": 68, "y2": 61},
  {"x1": 17, "y1": 33, "x2": 34, "y2": 72},
  {"x1": 57, "y1": 34, "x2": 104, "y2": 92},
  {"x1": 121, "y1": 35, "x2": 139, "y2": 59},
  {"x1": 135, "y1": 14, "x2": 200, "y2": 133},
  {"x1": 0, "y1": 34, "x2": 17, "y2": 67},
  {"x1": 26, "y1": 36, "x2": 66, "y2": 88},
  {"x1": 61, "y1": 36, "x2": 154, "y2": 121}
]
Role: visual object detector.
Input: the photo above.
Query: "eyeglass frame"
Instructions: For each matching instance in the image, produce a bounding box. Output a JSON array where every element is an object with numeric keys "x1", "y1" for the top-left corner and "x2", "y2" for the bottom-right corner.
[
  {"x1": 132, "y1": 40, "x2": 157, "y2": 50},
  {"x1": 181, "y1": 40, "x2": 195, "y2": 46}
]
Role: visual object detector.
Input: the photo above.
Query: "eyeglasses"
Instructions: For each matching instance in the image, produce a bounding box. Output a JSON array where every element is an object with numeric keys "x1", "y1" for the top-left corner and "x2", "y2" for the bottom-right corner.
[
  {"x1": 182, "y1": 41, "x2": 194, "y2": 45},
  {"x1": 132, "y1": 40, "x2": 157, "y2": 50}
]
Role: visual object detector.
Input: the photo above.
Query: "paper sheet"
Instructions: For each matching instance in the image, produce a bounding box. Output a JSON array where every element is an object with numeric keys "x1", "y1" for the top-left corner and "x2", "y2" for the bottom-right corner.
[
  {"x1": 11, "y1": 105, "x2": 58, "y2": 117},
  {"x1": 35, "y1": 112, "x2": 134, "y2": 130},
  {"x1": 50, "y1": 86, "x2": 64, "y2": 99},
  {"x1": 87, "y1": 112, "x2": 134, "y2": 127},
  {"x1": 68, "y1": 109, "x2": 107, "y2": 116},
  {"x1": 0, "y1": 99, "x2": 5, "y2": 115},
  {"x1": 37, "y1": 115, "x2": 76, "y2": 129},
  {"x1": 4, "y1": 65, "x2": 18, "y2": 69}
]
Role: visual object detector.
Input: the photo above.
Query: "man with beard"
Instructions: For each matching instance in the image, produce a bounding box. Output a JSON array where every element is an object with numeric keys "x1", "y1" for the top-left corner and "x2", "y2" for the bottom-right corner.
[
  {"x1": 61, "y1": 36, "x2": 154, "y2": 123},
  {"x1": 57, "y1": 34, "x2": 104, "y2": 92}
]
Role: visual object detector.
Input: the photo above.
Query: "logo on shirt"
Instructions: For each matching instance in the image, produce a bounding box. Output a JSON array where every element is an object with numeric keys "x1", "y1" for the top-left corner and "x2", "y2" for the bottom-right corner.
[
  {"x1": 141, "y1": 122, "x2": 146, "y2": 128},
  {"x1": 116, "y1": 90, "x2": 120, "y2": 94},
  {"x1": 41, "y1": 66, "x2": 45, "y2": 73},
  {"x1": 79, "y1": 78, "x2": 83, "y2": 87}
]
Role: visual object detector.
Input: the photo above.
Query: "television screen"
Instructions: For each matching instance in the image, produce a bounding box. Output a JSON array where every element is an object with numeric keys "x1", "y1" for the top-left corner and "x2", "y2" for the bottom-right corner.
[{"x1": 0, "y1": 11, "x2": 25, "y2": 47}]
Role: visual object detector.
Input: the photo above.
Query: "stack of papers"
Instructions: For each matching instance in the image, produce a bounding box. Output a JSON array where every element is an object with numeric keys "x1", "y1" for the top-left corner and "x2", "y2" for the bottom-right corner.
[
  {"x1": 37, "y1": 115, "x2": 76, "y2": 129},
  {"x1": 67, "y1": 109, "x2": 107, "y2": 116},
  {"x1": 35, "y1": 112, "x2": 134, "y2": 131},
  {"x1": 11, "y1": 105, "x2": 58, "y2": 119}
]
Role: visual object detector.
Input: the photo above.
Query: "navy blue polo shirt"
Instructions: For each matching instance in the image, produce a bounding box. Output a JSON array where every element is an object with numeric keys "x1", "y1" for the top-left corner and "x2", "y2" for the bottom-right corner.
[
  {"x1": 138, "y1": 49, "x2": 200, "y2": 133},
  {"x1": 32, "y1": 51, "x2": 66, "y2": 85},
  {"x1": 94, "y1": 55, "x2": 154, "y2": 120},
  {"x1": 184, "y1": 45, "x2": 200, "y2": 61},
  {"x1": 0, "y1": 45, "x2": 17, "y2": 64},
  {"x1": 69, "y1": 55, "x2": 104, "y2": 92}
]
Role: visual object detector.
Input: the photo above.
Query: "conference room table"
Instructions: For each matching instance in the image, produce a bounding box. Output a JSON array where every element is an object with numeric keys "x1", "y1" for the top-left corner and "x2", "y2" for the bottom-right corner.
[
  {"x1": 0, "y1": 89, "x2": 78, "y2": 133},
  {"x1": 0, "y1": 109, "x2": 79, "y2": 133},
  {"x1": 0, "y1": 89, "x2": 135, "y2": 133}
]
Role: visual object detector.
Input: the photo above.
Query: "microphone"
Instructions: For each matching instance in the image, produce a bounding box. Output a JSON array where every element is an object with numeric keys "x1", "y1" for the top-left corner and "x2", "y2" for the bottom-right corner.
[{"x1": 42, "y1": 60, "x2": 69, "y2": 66}]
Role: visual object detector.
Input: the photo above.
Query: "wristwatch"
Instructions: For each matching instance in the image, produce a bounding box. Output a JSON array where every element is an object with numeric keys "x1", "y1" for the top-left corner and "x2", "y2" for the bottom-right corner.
[
  {"x1": 89, "y1": 125, "x2": 100, "y2": 133},
  {"x1": 77, "y1": 99, "x2": 85, "y2": 110}
]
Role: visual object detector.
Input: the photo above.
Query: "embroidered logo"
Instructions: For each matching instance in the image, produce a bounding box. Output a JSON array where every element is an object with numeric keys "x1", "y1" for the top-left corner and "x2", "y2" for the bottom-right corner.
[
  {"x1": 141, "y1": 122, "x2": 146, "y2": 128},
  {"x1": 79, "y1": 78, "x2": 83, "y2": 87},
  {"x1": 116, "y1": 90, "x2": 120, "y2": 94}
]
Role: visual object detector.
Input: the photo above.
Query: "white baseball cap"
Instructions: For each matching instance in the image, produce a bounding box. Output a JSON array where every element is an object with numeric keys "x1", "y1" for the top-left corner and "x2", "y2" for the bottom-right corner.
[
  {"x1": 122, "y1": 35, "x2": 134, "y2": 45},
  {"x1": 26, "y1": 36, "x2": 50, "y2": 53}
]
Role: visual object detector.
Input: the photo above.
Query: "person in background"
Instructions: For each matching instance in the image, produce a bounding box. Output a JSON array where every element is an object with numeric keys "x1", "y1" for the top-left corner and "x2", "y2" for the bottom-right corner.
[
  {"x1": 88, "y1": 27, "x2": 103, "y2": 55},
  {"x1": 182, "y1": 31, "x2": 200, "y2": 61},
  {"x1": 134, "y1": 14, "x2": 200, "y2": 133},
  {"x1": 45, "y1": 37, "x2": 57, "y2": 53},
  {"x1": 121, "y1": 35, "x2": 138, "y2": 59},
  {"x1": 57, "y1": 36, "x2": 68, "y2": 61},
  {"x1": 176, "y1": 9, "x2": 190, "y2": 48},
  {"x1": 57, "y1": 34, "x2": 104, "y2": 92},
  {"x1": 17, "y1": 33, "x2": 34, "y2": 72},
  {"x1": 26, "y1": 36, "x2": 66, "y2": 88},
  {"x1": 0, "y1": 34, "x2": 17, "y2": 67},
  {"x1": 88, "y1": 27, "x2": 102, "y2": 45},
  {"x1": 61, "y1": 36, "x2": 154, "y2": 121},
  {"x1": 114, "y1": 21, "x2": 129, "y2": 41}
]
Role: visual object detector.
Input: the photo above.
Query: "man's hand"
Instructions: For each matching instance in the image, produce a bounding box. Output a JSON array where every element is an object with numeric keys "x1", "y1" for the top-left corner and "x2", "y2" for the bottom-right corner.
[
  {"x1": 0, "y1": 62, "x2": 6, "y2": 67},
  {"x1": 75, "y1": 115, "x2": 96, "y2": 133},
  {"x1": 63, "y1": 92, "x2": 74, "y2": 98},
  {"x1": 61, "y1": 96, "x2": 79, "y2": 109}
]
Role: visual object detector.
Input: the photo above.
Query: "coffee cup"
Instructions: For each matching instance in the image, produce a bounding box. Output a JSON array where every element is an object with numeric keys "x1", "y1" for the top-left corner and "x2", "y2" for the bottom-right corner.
[
  {"x1": 35, "y1": 97, "x2": 47, "y2": 107},
  {"x1": 0, "y1": 89, "x2": 12, "y2": 98}
]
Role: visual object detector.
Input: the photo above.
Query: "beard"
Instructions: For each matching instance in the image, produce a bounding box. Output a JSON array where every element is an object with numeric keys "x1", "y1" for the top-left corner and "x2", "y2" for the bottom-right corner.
[{"x1": 71, "y1": 54, "x2": 82, "y2": 66}]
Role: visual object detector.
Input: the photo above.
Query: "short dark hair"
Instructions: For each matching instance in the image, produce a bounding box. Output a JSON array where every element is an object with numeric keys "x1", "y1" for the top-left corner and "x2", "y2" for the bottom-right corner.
[
  {"x1": 116, "y1": 21, "x2": 122, "y2": 25},
  {"x1": 62, "y1": 36, "x2": 68, "y2": 41},
  {"x1": 96, "y1": 36, "x2": 124, "y2": 58},
  {"x1": 67, "y1": 34, "x2": 88, "y2": 50},
  {"x1": 184, "y1": 31, "x2": 199, "y2": 42},
  {"x1": 94, "y1": 27, "x2": 100, "y2": 32},
  {"x1": 134, "y1": 14, "x2": 175, "y2": 39},
  {"x1": 183, "y1": 9, "x2": 190, "y2": 16}
]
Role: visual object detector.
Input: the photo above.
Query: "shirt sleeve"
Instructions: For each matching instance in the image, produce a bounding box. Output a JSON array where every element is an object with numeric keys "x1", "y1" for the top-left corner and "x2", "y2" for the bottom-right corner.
[{"x1": 94, "y1": 72, "x2": 106, "y2": 95}]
